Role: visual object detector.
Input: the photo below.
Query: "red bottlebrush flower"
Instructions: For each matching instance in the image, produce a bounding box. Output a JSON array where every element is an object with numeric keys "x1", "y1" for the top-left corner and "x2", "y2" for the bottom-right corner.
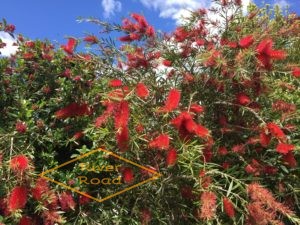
[
  {"x1": 15, "y1": 121, "x2": 27, "y2": 133},
  {"x1": 256, "y1": 38, "x2": 273, "y2": 55},
  {"x1": 235, "y1": 0, "x2": 242, "y2": 6},
  {"x1": 247, "y1": 183, "x2": 293, "y2": 218},
  {"x1": 218, "y1": 146, "x2": 228, "y2": 156},
  {"x1": 119, "y1": 35, "x2": 133, "y2": 42},
  {"x1": 146, "y1": 26, "x2": 155, "y2": 37},
  {"x1": 83, "y1": 35, "x2": 98, "y2": 44},
  {"x1": 260, "y1": 131, "x2": 271, "y2": 147},
  {"x1": 170, "y1": 111, "x2": 193, "y2": 130},
  {"x1": 116, "y1": 126, "x2": 129, "y2": 152},
  {"x1": 61, "y1": 38, "x2": 77, "y2": 55},
  {"x1": 135, "y1": 123, "x2": 144, "y2": 133},
  {"x1": 199, "y1": 191, "x2": 217, "y2": 220},
  {"x1": 129, "y1": 32, "x2": 141, "y2": 41},
  {"x1": 236, "y1": 93, "x2": 251, "y2": 105},
  {"x1": 32, "y1": 177, "x2": 50, "y2": 201},
  {"x1": 190, "y1": 104, "x2": 204, "y2": 113},
  {"x1": 232, "y1": 144, "x2": 245, "y2": 154},
  {"x1": 239, "y1": 35, "x2": 254, "y2": 48},
  {"x1": 276, "y1": 143, "x2": 295, "y2": 154},
  {"x1": 267, "y1": 122, "x2": 286, "y2": 141},
  {"x1": 282, "y1": 151, "x2": 297, "y2": 168},
  {"x1": 292, "y1": 66, "x2": 300, "y2": 78},
  {"x1": 114, "y1": 101, "x2": 130, "y2": 129},
  {"x1": 159, "y1": 89, "x2": 181, "y2": 113},
  {"x1": 180, "y1": 186, "x2": 194, "y2": 200},
  {"x1": 73, "y1": 131, "x2": 84, "y2": 140},
  {"x1": 269, "y1": 50, "x2": 287, "y2": 60},
  {"x1": 59, "y1": 192, "x2": 76, "y2": 211},
  {"x1": 95, "y1": 102, "x2": 115, "y2": 128},
  {"x1": 136, "y1": 83, "x2": 149, "y2": 99},
  {"x1": 203, "y1": 148, "x2": 213, "y2": 162},
  {"x1": 223, "y1": 197, "x2": 235, "y2": 218},
  {"x1": 42, "y1": 210, "x2": 64, "y2": 224},
  {"x1": 196, "y1": 39, "x2": 205, "y2": 46},
  {"x1": 174, "y1": 27, "x2": 189, "y2": 42},
  {"x1": 195, "y1": 124, "x2": 210, "y2": 138},
  {"x1": 55, "y1": 103, "x2": 91, "y2": 119},
  {"x1": 166, "y1": 148, "x2": 177, "y2": 167},
  {"x1": 79, "y1": 194, "x2": 91, "y2": 205},
  {"x1": 5, "y1": 24, "x2": 16, "y2": 33},
  {"x1": 140, "y1": 208, "x2": 152, "y2": 225},
  {"x1": 122, "y1": 167, "x2": 134, "y2": 184},
  {"x1": 8, "y1": 186, "x2": 28, "y2": 212},
  {"x1": 162, "y1": 59, "x2": 172, "y2": 67},
  {"x1": 18, "y1": 216, "x2": 32, "y2": 225},
  {"x1": 149, "y1": 134, "x2": 170, "y2": 150},
  {"x1": 131, "y1": 13, "x2": 149, "y2": 28},
  {"x1": 109, "y1": 79, "x2": 123, "y2": 87},
  {"x1": 10, "y1": 155, "x2": 29, "y2": 173}
]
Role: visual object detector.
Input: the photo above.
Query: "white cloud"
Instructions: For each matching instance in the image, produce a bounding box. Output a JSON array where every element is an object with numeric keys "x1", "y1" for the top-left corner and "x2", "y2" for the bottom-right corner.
[
  {"x1": 102, "y1": 0, "x2": 122, "y2": 18},
  {"x1": 0, "y1": 31, "x2": 18, "y2": 57},
  {"x1": 274, "y1": 0, "x2": 290, "y2": 8},
  {"x1": 139, "y1": 0, "x2": 251, "y2": 25}
]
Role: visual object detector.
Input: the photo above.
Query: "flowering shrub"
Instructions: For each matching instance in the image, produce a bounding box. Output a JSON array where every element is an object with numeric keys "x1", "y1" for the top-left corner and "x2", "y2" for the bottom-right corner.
[{"x1": 0, "y1": 1, "x2": 299, "y2": 224}]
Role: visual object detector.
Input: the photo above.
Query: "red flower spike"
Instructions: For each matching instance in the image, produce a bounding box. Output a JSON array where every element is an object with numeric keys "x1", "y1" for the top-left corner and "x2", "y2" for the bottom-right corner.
[
  {"x1": 136, "y1": 83, "x2": 149, "y2": 99},
  {"x1": 190, "y1": 104, "x2": 204, "y2": 113},
  {"x1": 149, "y1": 134, "x2": 170, "y2": 150},
  {"x1": 116, "y1": 126, "x2": 130, "y2": 152},
  {"x1": 119, "y1": 35, "x2": 133, "y2": 42},
  {"x1": 166, "y1": 149, "x2": 177, "y2": 167},
  {"x1": 194, "y1": 124, "x2": 209, "y2": 138},
  {"x1": 269, "y1": 50, "x2": 287, "y2": 60},
  {"x1": 109, "y1": 79, "x2": 123, "y2": 87},
  {"x1": 282, "y1": 151, "x2": 297, "y2": 168},
  {"x1": 140, "y1": 208, "x2": 152, "y2": 225},
  {"x1": 276, "y1": 143, "x2": 295, "y2": 154},
  {"x1": 292, "y1": 66, "x2": 300, "y2": 78},
  {"x1": 239, "y1": 35, "x2": 254, "y2": 48},
  {"x1": 267, "y1": 122, "x2": 286, "y2": 141},
  {"x1": 95, "y1": 102, "x2": 115, "y2": 128},
  {"x1": 18, "y1": 216, "x2": 32, "y2": 225},
  {"x1": 162, "y1": 59, "x2": 172, "y2": 67},
  {"x1": 55, "y1": 103, "x2": 91, "y2": 119},
  {"x1": 61, "y1": 38, "x2": 76, "y2": 55},
  {"x1": 199, "y1": 191, "x2": 217, "y2": 220},
  {"x1": 83, "y1": 35, "x2": 98, "y2": 44},
  {"x1": 223, "y1": 197, "x2": 235, "y2": 218},
  {"x1": 114, "y1": 101, "x2": 130, "y2": 129},
  {"x1": 122, "y1": 167, "x2": 134, "y2": 184},
  {"x1": 259, "y1": 131, "x2": 271, "y2": 147},
  {"x1": 236, "y1": 93, "x2": 251, "y2": 105},
  {"x1": 159, "y1": 89, "x2": 181, "y2": 113},
  {"x1": 32, "y1": 177, "x2": 50, "y2": 201},
  {"x1": 218, "y1": 147, "x2": 228, "y2": 156},
  {"x1": 15, "y1": 121, "x2": 27, "y2": 133},
  {"x1": 10, "y1": 155, "x2": 29, "y2": 173},
  {"x1": 8, "y1": 186, "x2": 28, "y2": 212},
  {"x1": 59, "y1": 192, "x2": 76, "y2": 211},
  {"x1": 79, "y1": 194, "x2": 91, "y2": 205}
]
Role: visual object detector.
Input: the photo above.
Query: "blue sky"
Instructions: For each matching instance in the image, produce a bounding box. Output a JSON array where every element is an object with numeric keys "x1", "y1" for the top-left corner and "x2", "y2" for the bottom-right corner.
[{"x1": 0, "y1": 0, "x2": 299, "y2": 55}]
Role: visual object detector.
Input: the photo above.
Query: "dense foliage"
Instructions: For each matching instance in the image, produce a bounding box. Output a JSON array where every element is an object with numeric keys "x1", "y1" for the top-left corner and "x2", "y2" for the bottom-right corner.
[{"x1": 0, "y1": 1, "x2": 299, "y2": 224}]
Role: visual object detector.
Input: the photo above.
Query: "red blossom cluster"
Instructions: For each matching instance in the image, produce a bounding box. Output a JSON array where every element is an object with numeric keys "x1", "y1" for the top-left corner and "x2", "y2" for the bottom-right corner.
[{"x1": 119, "y1": 13, "x2": 155, "y2": 42}]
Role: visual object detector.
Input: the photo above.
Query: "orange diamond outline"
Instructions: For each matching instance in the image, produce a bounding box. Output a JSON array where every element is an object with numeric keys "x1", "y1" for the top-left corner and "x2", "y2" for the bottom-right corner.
[{"x1": 39, "y1": 148, "x2": 162, "y2": 203}]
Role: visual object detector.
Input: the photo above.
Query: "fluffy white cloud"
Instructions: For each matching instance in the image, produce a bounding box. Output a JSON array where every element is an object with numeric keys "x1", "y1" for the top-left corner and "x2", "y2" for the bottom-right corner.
[
  {"x1": 0, "y1": 31, "x2": 18, "y2": 57},
  {"x1": 139, "y1": 0, "x2": 251, "y2": 25},
  {"x1": 274, "y1": 0, "x2": 290, "y2": 8},
  {"x1": 102, "y1": 0, "x2": 122, "y2": 18}
]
